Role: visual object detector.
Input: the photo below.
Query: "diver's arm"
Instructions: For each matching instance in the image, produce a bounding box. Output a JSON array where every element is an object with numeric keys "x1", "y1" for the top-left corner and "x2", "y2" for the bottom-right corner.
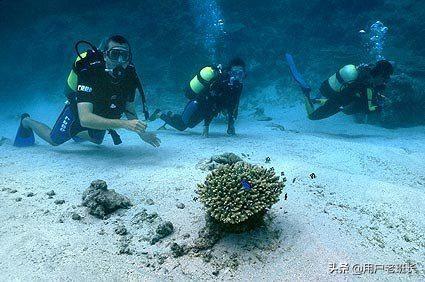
[
  {"x1": 366, "y1": 88, "x2": 379, "y2": 112},
  {"x1": 226, "y1": 86, "x2": 242, "y2": 129},
  {"x1": 227, "y1": 113, "x2": 235, "y2": 135},
  {"x1": 202, "y1": 115, "x2": 213, "y2": 137},
  {"x1": 227, "y1": 107, "x2": 235, "y2": 129},
  {"x1": 204, "y1": 115, "x2": 213, "y2": 127},
  {"x1": 232, "y1": 87, "x2": 243, "y2": 120},
  {"x1": 227, "y1": 100, "x2": 237, "y2": 135},
  {"x1": 124, "y1": 102, "x2": 138, "y2": 120},
  {"x1": 78, "y1": 102, "x2": 146, "y2": 133}
]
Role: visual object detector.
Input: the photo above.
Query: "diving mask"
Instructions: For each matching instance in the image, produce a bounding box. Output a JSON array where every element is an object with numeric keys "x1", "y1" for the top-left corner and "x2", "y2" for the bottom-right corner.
[
  {"x1": 106, "y1": 47, "x2": 131, "y2": 63},
  {"x1": 229, "y1": 67, "x2": 245, "y2": 85}
]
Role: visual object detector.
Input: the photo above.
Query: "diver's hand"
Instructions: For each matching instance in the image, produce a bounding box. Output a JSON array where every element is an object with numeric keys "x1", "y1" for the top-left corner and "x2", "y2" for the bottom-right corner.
[
  {"x1": 123, "y1": 119, "x2": 147, "y2": 134},
  {"x1": 227, "y1": 124, "x2": 235, "y2": 136},
  {"x1": 138, "y1": 132, "x2": 161, "y2": 147},
  {"x1": 202, "y1": 125, "x2": 209, "y2": 137}
]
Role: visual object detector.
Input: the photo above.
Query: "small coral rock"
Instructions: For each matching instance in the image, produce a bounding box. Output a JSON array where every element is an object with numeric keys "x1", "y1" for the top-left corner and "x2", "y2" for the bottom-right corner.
[{"x1": 82, "y1": 180, "x2": 132, "y2": 219}]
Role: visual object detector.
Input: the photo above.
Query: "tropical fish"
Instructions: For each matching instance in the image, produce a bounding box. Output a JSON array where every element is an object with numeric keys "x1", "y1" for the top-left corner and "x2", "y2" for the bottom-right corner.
[{"x1": 241, "y1": 179, "x2": 252, "y2": 190}]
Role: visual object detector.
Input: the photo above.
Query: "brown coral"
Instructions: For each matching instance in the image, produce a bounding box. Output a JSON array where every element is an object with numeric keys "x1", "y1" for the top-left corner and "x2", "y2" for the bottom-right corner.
[{"x1": 197, "y1": 162, "x2": 286, "y2": 225}]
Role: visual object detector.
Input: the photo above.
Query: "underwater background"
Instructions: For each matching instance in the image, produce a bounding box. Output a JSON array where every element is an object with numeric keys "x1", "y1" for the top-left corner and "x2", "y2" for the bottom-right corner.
[
  {"x1": 1, "y1": 0, "x2": 424, "y2": 127},
  {"x1": 0, "y1": 1, "x2": 424, "y2": 280}
]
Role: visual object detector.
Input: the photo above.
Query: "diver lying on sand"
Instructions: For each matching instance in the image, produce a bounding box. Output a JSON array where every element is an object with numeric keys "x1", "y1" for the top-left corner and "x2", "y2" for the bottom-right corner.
[
  {"x1": 14, "y1": 35, "x2": 160, "y2": 148},
  {"x1": 286, "y1": 54, "x2": 394, "y2": 120},
  {"x1": 150, "y1": 58, "x2": 246, "y2": 137}
]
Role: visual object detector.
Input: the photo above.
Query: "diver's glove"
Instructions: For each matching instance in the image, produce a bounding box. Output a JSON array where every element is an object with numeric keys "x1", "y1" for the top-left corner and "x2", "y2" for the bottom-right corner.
[{"x1": 369, "y1": 105, "x2": 379, "y2": 112}]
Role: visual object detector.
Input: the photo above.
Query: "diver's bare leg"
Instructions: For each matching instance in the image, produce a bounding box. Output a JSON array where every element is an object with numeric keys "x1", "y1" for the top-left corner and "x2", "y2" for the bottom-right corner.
[{"x1": 22, "y1": 118, "x2": 55, "y2": 145}]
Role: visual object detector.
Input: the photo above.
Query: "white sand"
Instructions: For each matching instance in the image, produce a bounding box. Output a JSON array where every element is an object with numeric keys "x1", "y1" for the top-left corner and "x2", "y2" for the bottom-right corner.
[{"x1": 0, "y1": 103, "x2": 424, "y2": 281}]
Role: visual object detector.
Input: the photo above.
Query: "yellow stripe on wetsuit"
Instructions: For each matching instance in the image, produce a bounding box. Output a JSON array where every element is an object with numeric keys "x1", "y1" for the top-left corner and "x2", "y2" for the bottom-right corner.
[{"x1": 67, "y1": 52, "x2": 88, "y2": 91}]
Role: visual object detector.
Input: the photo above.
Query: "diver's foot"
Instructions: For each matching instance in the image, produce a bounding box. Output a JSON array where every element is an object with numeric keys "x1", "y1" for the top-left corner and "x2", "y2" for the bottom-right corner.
[
  {"x1": 149, "y1": 109, "x2": 162, "y2": 121},
  {"x1": 20, "y1": 113, "x2": 31, "y2": 129}
]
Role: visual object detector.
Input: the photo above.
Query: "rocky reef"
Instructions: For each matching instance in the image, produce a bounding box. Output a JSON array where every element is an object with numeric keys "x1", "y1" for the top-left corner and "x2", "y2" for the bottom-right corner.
[
  {"x1": 82, "y1": 180, "x2": 132, "y2": 219},
  {"x1": 379, "y1": 73, "x2": 425, "y2": 127},
  {"x1": 197, "y1": 162, "x2": 286, "y2": 227}
]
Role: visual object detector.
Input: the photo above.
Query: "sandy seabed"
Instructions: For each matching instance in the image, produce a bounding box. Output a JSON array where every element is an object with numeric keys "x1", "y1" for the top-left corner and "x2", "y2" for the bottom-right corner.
[{"x1": 0, "y1": 104, "x2": 424, "y2": 281}]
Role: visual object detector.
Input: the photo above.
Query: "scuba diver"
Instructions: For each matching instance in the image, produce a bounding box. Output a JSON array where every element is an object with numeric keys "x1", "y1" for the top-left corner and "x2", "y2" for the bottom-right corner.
[
  {"x1": 14, "y1": 35, "x2": 160, "y2": 148},
  {"x1": 150, "y1": 58, "x2": 246, "y2": 137},
  {"x1": 286, "y1": 54, "x2": 394, "y2": 120}
]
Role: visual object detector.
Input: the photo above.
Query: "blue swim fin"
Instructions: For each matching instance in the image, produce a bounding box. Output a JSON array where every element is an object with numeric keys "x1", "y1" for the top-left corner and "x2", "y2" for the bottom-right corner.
[
  {"x1": 285, "y1": 53, "x2": 312, "y2": 95},
  {"x1": 13, "y1": 113, "x2": 35, "y2": 147}
]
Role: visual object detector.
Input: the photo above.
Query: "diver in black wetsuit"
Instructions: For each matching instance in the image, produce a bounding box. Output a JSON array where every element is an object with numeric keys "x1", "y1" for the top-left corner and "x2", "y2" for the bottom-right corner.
[
  {"x1": 150, "y1": 58, "x2": 246, "y2": 137},
  {"x1": 287, "y1": 56, "x2": 394, "y2": 121},
  {"x1": 304, "y1": 60, "x2": 394, "y2": 120},
  {"x1": 14, "y1": 35, "x2": 160, "y2": 148}
]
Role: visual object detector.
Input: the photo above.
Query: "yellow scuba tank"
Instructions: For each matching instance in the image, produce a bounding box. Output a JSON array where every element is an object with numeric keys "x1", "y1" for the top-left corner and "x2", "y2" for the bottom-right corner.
[
  {"x1": 66, "y1": 52, "x2": 88, "y2": 92},
  {"x1": 65, "y1": 41, "x2": 104, "y2": 96},
  {"x1": 187, "y1": 66, "x2": 218, "y2": 99},
  {"x1": 328, "y1": 64, "x2": 359, "y2": 93}
]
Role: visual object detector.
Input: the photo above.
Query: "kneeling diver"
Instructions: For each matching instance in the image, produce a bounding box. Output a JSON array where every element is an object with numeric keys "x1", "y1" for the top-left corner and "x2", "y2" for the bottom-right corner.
[
  {"x1": 150, "y1": 58, "x2": 246, "y2": 137},
  {"x1": 286, "y1": 54, "x2": 394, "y2": 120},
  {"x1": 14, "y1": 35, "x2": 160, "y2": 148}
]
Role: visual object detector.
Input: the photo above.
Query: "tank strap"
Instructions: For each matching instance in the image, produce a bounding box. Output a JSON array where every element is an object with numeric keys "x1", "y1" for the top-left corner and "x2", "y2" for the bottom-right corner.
[
  {"x1": 196, "y1": 73, "x2": 210, "y2": 87},
  {"x1": 335, "y1": 70, "x2": 345, "y2": 85}
]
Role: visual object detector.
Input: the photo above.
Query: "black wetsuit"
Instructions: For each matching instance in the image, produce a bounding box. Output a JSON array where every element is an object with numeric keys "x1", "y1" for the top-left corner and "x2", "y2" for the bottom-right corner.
[
  {"x1": 160, "y1": 73, "x2": 243, "y2": 131},
  {"x1": 307, "y1": 71, "x2": 383, "y2": 120},
  {"x1": 50, "y1": 54, "x2": 138, "y2": 145}
]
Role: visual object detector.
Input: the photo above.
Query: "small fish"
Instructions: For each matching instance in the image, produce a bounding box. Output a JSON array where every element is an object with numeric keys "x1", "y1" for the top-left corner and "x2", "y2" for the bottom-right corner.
[
  {"x1": 193, "y1": 197, "x2": 198, "y2": 202},
  {"x1": 292, "y1": 177, "x2": 296, "y2": 183},
  {"x1": 241, "y1": 179, "x2": 252, "y2": 190},
  {"x1": 284, "y1": 193, "x2": 288, "y2": 200},
  {"x1": 265, "y1": 157, "x2": 271, "y2": 163},
  {"x1": 281, "y1": 171, "x2": 285, "y2": 176},
  {"x1": 309, "y1": 173, "x2": 317, "y2": 179}
]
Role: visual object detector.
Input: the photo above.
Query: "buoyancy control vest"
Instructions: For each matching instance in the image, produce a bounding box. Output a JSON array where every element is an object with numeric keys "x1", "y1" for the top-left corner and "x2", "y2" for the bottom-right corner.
[
  {"x1": 65, "y1": 41, "x2": 105, "y2": 98},
  {"x1": 185, "y1": 65, "x2": 221, "y2": 100}
]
